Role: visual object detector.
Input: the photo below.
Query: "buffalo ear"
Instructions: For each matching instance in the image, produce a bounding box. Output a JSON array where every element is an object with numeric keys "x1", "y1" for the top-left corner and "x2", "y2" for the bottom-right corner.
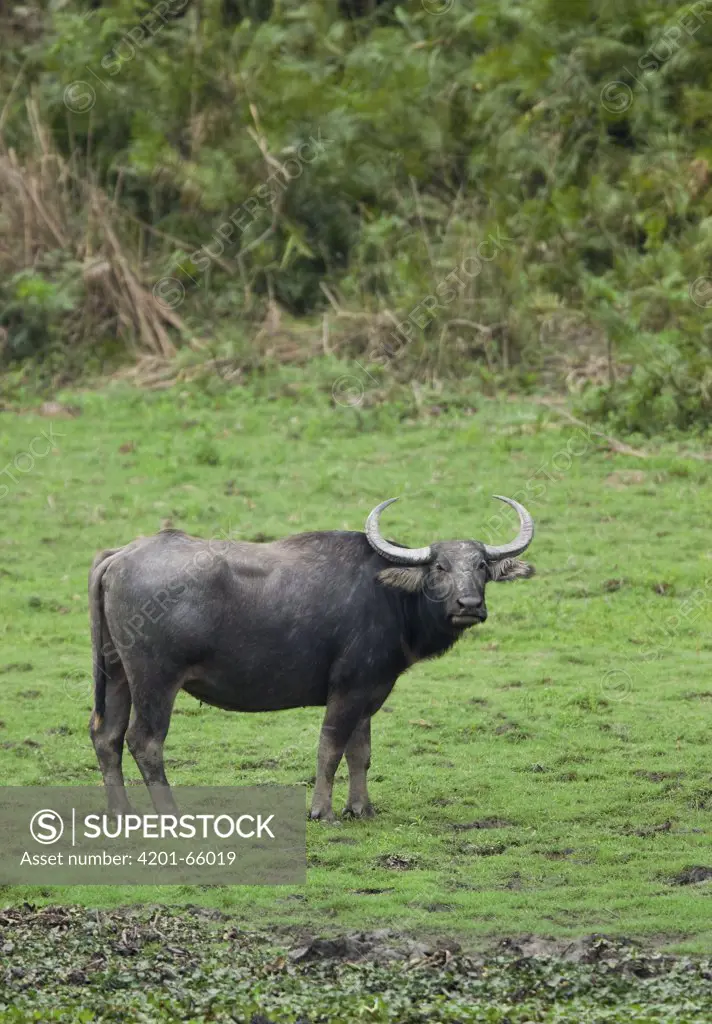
[
  {"x1": 488, "y1": 558, "x2": 535, "y2": 582},
  {"x1": 377, "y1": 566, "x2": 427, "y2": 593}
]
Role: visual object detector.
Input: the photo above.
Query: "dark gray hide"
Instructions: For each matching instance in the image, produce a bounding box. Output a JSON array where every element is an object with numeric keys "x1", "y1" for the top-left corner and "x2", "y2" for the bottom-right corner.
[{"x1": 89, "y1": 497, "x2": 535, "y2": 820}]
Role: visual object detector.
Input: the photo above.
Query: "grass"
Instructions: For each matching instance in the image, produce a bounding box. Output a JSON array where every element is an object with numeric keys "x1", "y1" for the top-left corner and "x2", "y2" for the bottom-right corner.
[{"x1": 1, "y1": 364, "x2": 712, "y2": 952}]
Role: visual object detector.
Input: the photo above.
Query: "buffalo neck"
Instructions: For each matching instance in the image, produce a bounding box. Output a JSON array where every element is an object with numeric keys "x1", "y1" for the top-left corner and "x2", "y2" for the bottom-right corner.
[{"x1": 396, "y1": 590, "x2": 462, "y2": 664}]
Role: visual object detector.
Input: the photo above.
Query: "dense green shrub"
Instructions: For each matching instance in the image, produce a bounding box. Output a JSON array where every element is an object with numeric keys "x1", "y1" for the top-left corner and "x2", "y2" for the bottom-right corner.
[
  {"x1": 0, "y1": 262, "x2": 83, "y2": 360},
  {"x1": 1, "y1": 0, "x2": 711, "y2": 431},
  {"x1": 581, "y1": 329, "x2": 712, "y2": 435}
]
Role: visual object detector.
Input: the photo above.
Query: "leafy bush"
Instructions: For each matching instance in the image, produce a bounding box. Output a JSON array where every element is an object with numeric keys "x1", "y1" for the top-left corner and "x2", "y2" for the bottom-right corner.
[
  {"x1": 0, "y1": 263, "x2": 82, "y2": 360},
  {"x1": 580, "y1": 330, "x2": 712, "y2": 435}
]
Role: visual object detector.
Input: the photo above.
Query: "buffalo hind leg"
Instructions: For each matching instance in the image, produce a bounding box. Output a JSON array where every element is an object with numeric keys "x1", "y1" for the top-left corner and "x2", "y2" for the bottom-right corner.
[
  {"x1": 125, "y1": 670, "x2": 181, "y2": 815},
  {"x1": 310, "y1": 699, "x2": 367, "y2": 823},
  {"x1": 343, "y1": 716, "x2": 374, "y2": 818},
  {"x1": 89, "y1": 662, "x2": 133, "y2": 816}
]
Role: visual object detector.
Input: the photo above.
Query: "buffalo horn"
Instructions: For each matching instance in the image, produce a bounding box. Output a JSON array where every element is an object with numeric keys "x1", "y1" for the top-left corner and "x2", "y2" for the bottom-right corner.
[
  {"x1": 482, "y1": 495, "x2": 534, "y2": 559},
  {"x1": 365, "y1": 498, "x2": 433, "y2": 565}
]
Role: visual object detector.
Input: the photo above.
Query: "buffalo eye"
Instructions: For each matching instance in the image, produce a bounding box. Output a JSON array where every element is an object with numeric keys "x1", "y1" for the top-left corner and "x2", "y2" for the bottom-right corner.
[{"x1": 434, "y1": 562, "x2": 447, "y2": 572}]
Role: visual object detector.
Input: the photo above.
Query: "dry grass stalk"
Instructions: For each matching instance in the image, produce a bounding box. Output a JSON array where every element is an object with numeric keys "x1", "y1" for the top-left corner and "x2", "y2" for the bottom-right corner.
[{"x1": 0, "y1": 97, "x2": 191, "y2": 358}]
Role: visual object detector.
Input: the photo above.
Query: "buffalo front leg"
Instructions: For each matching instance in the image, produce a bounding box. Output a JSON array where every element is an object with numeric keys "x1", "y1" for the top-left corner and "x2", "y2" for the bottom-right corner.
[
  {"x1": 125, "y1": 672, "x2": 181, "y2": 815},
  {"x1": 343, "y1": 716, "x2": 374, "y2": 818},
  {"x1": 89, "y1": 667, "x2": 133, "y2": 816},
  {"x1": 310, "y1": 701, "x2": 366, "y2": 823}
]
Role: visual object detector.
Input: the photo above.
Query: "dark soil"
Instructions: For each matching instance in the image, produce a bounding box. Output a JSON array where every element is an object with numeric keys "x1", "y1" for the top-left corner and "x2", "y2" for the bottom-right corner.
[{"x1": 669, "y1": 866, "x2": 712, "y2": 885}]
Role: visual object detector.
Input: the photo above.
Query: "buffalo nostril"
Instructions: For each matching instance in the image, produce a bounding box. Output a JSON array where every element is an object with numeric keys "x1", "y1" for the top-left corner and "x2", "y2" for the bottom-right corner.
[{"x1": 458, "y1": 597, "x2": 483, "y2": 610}]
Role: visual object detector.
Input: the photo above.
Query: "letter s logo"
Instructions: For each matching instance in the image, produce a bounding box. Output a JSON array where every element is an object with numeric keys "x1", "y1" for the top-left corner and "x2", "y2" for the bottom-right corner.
[{"x1": 30, "y1": 809, "x2": 65, "y2": 844}]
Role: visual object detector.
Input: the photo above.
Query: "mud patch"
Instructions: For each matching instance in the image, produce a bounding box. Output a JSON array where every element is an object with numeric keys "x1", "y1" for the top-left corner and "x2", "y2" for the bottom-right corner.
[
  {"x1": 669, "y1": 866, "x2": 712, "y2": 886},
  {"x1": 236, "y1": 757, "x2": 280, "y2": 770},
  {"x1": 377, "y1": 854, "x2": 418, "y2": 870},
  {"x1": 452, "y1": 817, "x2": 514, "y2": 831},
  {"x1": 350, "y1": 887, "x2": 394, "y2": 895},
  {"x1": 493, "y1": 716, "x2": 530, "y2": 741},
  {"x1": 38, "y1": 401, "x2": 81, "y2": 418},
  {"x1": 459, "y1": 841, "x2": 508, "y2": 857},
  {"x1": 288, "y1": 930, "x2": 457, "y2": 964},
  {"x1": 496, "y1": 933, "x2": 659, "y2": 967},
  {"x1": 634, "y1": 771, "x2": 684, "y2": 783},
  {"x1": 622, "y1": 821, "x2": 672, "y2": 838},
  {"x1": 605, "y1": 470, "x2": 646, "y2": 488}
]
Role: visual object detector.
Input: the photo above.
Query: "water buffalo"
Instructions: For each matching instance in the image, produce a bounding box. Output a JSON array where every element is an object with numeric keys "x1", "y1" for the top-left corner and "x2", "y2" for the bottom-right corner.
[{"x1": 89, "y1": 496, "x2": 535, "y2": 820}]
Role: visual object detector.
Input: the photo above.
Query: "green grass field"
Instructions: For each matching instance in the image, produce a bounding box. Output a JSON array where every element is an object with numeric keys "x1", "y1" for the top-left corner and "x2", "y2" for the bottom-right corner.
[{"x1": 1, "y1": 367, "x2": 711, "y2": 953}]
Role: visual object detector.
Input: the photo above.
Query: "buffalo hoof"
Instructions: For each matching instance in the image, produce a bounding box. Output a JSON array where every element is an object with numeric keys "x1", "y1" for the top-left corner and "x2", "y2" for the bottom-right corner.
[
  {"x1": 343, "y1": 803, "x2": 376, "y2": 819},
  {"x1": 308, "y1": 807, "x2": 337, "y2": 823}
]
